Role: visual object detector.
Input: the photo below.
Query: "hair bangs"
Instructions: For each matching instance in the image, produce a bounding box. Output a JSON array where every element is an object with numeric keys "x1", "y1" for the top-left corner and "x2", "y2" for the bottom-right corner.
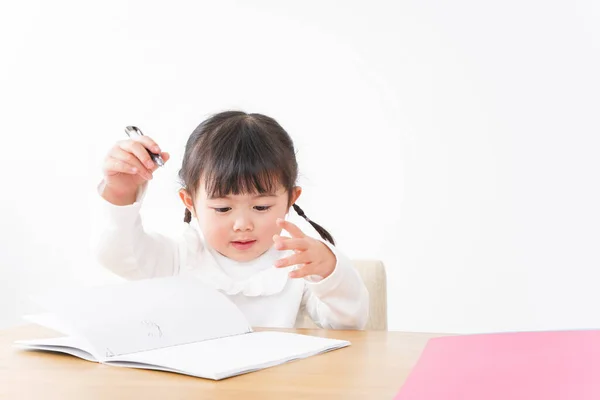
[
  {"x1": 198, "y1": 115, "x2": 293, "y2": 199},
  {"x1": 204, "y1": 165, "x2": 284, "y2": 199}
]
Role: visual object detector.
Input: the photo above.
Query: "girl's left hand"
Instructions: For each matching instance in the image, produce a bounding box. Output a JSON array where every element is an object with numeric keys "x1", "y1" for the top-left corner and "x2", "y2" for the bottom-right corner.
[{"x1": 273, "y1": 218, "x2": 336, "y2": 279}]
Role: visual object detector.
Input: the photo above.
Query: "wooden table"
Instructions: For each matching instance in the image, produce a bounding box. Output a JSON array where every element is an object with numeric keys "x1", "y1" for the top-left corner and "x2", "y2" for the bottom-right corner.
[{"x1": 0, "y1": 324, "x2": 445, "y2": 399}]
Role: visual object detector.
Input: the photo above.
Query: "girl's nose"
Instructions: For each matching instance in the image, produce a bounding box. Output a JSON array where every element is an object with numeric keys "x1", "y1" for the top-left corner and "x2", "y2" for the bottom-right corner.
[{"x1": 233, "y1": 215, "x2": 253, "y2": 232}]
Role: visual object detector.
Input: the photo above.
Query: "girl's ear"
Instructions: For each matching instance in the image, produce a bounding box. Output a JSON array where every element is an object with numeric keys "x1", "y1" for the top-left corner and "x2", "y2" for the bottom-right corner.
[
  {"x1": 179, "y1": 189, "x2": 196, "y2": 217},
  {"x1": 290, "y1": 186, "x2": 302, "y2": 207}
]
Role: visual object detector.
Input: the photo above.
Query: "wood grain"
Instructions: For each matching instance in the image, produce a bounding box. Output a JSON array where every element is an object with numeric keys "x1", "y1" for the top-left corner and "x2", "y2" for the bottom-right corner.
[{"x1": 0, "y1": 324, "x2": 446, "y2": 400}]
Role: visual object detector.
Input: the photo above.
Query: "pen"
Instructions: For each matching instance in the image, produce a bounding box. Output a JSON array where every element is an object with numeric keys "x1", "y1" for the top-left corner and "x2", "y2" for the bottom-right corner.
[{"x1": 124, "y1": 125, "x2": 165, "y2": 167}]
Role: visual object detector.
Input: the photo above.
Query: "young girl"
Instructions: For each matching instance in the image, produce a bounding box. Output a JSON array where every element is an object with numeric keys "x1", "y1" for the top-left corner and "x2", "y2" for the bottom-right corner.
[{"x1": 94, "y1": 111, "x2": 369, "y2": 329}]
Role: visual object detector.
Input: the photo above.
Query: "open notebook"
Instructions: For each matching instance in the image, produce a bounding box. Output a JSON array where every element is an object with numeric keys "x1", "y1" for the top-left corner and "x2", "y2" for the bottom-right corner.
[{"x1": 14, "y1": 276, "x2": 350, "y2": 380}]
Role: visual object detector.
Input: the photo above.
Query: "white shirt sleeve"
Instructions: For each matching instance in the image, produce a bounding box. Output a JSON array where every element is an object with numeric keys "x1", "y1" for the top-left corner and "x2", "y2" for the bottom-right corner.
[
  {"x1": 90, "y1": 182, "x2": 181, "y2": 280},
  {"x1": 300, "y1": 242, "x2": 370, "y2": 330}
]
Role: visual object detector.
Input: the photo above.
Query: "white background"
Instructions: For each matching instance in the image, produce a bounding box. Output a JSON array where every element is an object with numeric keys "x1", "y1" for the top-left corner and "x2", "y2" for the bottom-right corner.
[{"x1": 1, "y1": 0, "x2": 599, "y2": 333}]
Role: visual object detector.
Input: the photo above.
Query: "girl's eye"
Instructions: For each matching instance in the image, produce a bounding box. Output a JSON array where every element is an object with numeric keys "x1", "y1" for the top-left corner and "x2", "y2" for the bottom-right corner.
[
  {"x1": 254, "y1": 205, "x2": 272, "y2": 212},
  {"x1": 214, "y1": 207, "x2": 231, "y2": 213}
]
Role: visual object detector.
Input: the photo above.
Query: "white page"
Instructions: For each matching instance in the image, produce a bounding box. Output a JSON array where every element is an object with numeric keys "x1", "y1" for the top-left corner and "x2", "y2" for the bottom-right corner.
[
  {"x1": 15, "y1": 336, "x2": 98, "y2": 362},
  {"x1": 22, "y1": 313, "x2": 74, "y2": 335},
  {"x1": 33, "y1": 276, "x2": 251, "y2": 357},
  {"x1": 109, "y1": 331, "x2": 350, "y2": 380}
]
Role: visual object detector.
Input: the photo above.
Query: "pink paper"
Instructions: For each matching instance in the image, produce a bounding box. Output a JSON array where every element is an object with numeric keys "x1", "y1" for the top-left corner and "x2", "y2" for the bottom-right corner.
[{"x1": 395, "y1": 330, "x2": 600, "y2": 400}]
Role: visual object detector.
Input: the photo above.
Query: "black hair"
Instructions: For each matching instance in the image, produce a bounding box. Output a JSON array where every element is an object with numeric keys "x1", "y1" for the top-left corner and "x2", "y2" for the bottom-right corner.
[{"x1": 178, "y1": 111, "x2": 335, "y2": 245}]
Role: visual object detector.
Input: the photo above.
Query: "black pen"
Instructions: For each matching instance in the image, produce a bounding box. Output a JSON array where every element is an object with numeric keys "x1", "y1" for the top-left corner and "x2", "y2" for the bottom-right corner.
[{"x1": 124, "y1": 126, "x2": 165, "y2": 167}]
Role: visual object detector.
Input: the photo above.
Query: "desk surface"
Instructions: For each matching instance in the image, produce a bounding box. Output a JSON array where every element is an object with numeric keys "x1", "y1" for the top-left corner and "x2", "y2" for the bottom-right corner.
[{"x1": 0, "y1": 324, "x2": 445, "y2": 400}]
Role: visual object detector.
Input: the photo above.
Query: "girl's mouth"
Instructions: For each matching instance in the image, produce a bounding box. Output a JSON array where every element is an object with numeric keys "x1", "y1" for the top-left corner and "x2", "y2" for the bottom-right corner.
[{"x1": 231, "y1": 240, "x2": 257, "y2": 250}]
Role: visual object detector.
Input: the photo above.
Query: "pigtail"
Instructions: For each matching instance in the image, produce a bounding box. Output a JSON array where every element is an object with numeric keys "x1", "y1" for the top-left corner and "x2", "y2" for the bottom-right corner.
[
  {"x1": 292, "y1": 204, "x2": 335, "y2": 245},
  {"x1": 184, "y1": 208, "x2": 192, "y2": 223}
]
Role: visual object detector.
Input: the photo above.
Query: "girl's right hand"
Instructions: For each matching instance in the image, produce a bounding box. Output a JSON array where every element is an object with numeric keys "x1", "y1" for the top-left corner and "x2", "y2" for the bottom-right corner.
[{"x1": 101, "y1": 136, "x2": 170, "y2": 204}]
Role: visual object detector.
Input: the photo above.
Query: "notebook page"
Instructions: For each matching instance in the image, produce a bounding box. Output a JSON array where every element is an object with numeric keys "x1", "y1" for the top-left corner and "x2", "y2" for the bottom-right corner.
[
  {"x1": 33, "y1": 276, "x2": 251, "y2": 357},
  {"x1": 15, "y1": 336, "x2": 98, "y2": 362},
  {"x1": 110, "y1": 331, "x2": 350, "y2": 380},
  {"x1": 22, "y1": 313, "x2": 74, "y2": 335}
]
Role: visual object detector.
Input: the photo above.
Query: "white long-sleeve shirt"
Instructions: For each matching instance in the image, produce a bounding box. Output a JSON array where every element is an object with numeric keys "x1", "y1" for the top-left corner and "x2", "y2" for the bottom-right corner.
[{"x1": 91, "y1": 185, "x2": 369, "y2": 330}]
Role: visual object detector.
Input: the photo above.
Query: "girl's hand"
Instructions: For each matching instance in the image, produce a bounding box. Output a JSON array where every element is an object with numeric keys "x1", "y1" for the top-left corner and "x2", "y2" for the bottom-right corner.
[
  {"x1": 101, "y1": 136, "x2": 170, "y2": 205},
  {"x1": 273, "y1": 219, "x2": 336, "y2": 279}
]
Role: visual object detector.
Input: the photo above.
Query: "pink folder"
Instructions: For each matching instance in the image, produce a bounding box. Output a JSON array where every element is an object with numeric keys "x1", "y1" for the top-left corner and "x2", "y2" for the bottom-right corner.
[{"x1": 394, "y1": 330, "x2": 600, "y2": 400}]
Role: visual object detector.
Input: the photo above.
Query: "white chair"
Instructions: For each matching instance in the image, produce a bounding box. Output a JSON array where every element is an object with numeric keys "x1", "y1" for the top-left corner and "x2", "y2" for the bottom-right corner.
[{"x1": 296, "y1": 259, "x2": 388, "y2": 330}]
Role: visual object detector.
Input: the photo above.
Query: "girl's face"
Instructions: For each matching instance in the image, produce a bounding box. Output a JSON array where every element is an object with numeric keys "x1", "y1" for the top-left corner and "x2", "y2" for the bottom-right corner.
[{"x1": 180, "y1": 182, "x2": 301, "y2": 262}]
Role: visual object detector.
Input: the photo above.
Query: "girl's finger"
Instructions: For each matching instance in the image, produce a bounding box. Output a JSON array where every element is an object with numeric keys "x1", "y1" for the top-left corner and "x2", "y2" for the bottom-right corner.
[
  {"x1": 274, "y1": 252, "x2": 310, "y2": 269},
  {"x1": 161, "y1": 152, "x2": 170, "y2": 163},
  {"x1": 288, "y1": 264, "x2": 312, "y2": 279},
  {"x1": 276, "y1": 218, "x2": 306, "y2": 239},
  {"x1": 103, "y1": 157, "x2": 139, "y2": 176},
  {"x1": 272, "y1": 234, "x2": 291, "y2": 248},
  {"x1": 118, "y1": 140, "x2": 156, "y2": 171},
  {"x1": 129, "y1": 135, "x2": 162, "y2": 155},
  {"x1": 273, "y1": 236, "x2": 310, "y2": 252},
  {"x1": 110, "y1": 147, "x2": 153, "y2": 179}
]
